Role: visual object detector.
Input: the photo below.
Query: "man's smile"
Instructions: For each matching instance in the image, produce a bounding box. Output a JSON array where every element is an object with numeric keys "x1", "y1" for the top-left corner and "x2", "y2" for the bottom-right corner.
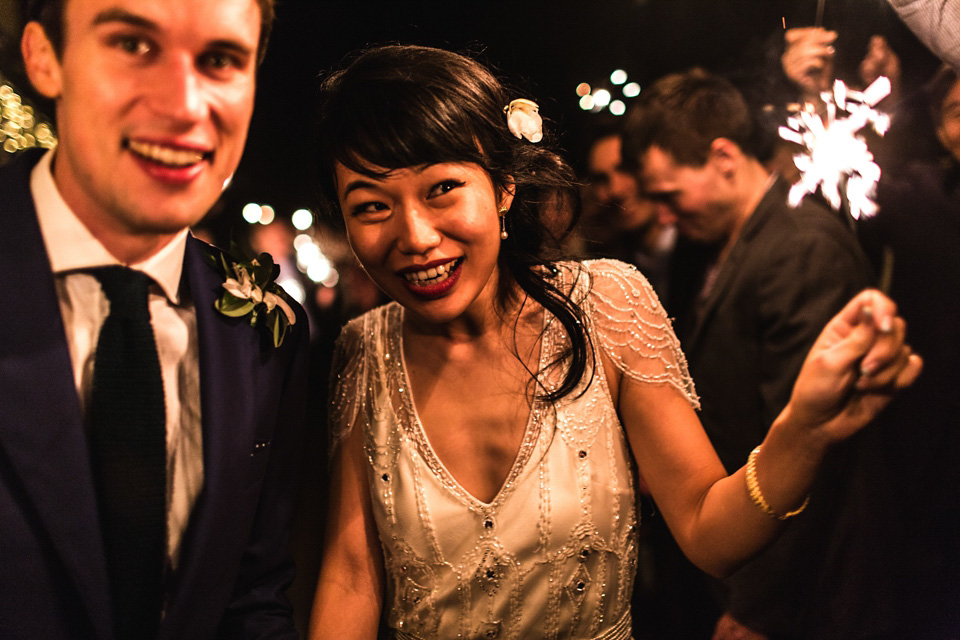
[{"x1": 125, "y1": 139, "x2": 212, "y2": 168}]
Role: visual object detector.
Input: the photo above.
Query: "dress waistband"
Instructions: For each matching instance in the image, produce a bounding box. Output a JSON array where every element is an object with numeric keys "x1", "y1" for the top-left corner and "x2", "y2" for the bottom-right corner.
[
  {"x1": 594, "y1": 609, "x2": 632, "y2": 640},
  {"x1": 393, "y1": 610, "x2": 632, "y2": 640}
]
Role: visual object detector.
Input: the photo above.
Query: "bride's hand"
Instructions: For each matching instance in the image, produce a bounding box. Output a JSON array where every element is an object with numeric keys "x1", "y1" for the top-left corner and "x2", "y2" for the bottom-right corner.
[{"x1": 784, "y1": 289, "x2": 923, "y2": 444}]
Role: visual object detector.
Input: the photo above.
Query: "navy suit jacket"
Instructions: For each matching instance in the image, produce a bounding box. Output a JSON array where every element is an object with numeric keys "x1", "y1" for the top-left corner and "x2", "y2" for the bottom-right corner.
[{"x1": 0, "y1": 149, "x2": 310, "y2": 639}]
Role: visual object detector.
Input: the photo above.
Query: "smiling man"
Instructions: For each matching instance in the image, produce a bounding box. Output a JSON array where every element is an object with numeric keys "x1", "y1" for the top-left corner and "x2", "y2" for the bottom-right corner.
[
  {"x1": 582, "y1": 128, "x2": 678, "y2": 300},
  {"x1": 622, "y1": 69, "x2": 874, "y2": 640},
  {"x1": 0, "y1": 0, "x2": 309, "y2": 638}
]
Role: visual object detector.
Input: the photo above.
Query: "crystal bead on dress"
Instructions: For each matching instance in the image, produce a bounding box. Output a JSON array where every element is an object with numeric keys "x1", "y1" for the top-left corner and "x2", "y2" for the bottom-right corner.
[{"x1": 477, "y1": 620, "x2": 501, "y2": 638}]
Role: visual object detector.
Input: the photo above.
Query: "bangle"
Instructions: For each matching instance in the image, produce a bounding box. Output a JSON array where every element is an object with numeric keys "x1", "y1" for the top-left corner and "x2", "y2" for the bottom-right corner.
[{"x1": 745, "y1": 446, "x2": 810, "y2": 520}]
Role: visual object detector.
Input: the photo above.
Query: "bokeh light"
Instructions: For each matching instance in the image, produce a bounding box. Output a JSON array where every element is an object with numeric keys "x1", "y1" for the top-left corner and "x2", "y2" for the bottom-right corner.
[
  {"x1": 259, "y1": 204, "x2": 276, "y2": 225},
  {"x1": 242, "y1": 202, "x2": 262, "y2": 224},
  {"x1": 291, "y1": 208, "x2": 314, "y2": 230},
  {"x1": 0, "y1": 81, "x2": 56, "y2": 156},
  {"x1": 623, "y1": 82, "x2": 641, "y2": 98},
  {"x1": 610, "y1": 69, "x2": 628, "y2": 85},
  {"x1": 277, "y1": 277, "x2": 306, "y2": 304},
  {"x1": 294, "y1": 233, "x2": 314, "y2": 249}
]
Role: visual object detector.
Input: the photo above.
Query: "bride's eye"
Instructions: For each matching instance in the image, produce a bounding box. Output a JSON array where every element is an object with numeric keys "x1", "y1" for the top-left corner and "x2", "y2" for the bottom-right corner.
[
  {"x1": 428, "y1": 180, "x2": 465, "y2": 198},
  {"x1": 350, "y1": 201, "x2": 389, "y2": 217}
]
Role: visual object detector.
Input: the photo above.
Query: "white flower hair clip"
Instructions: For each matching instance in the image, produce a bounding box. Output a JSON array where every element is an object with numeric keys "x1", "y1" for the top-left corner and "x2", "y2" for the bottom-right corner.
[{"x1": 504, "y1": 98, "x2": 543, "y2": 143}]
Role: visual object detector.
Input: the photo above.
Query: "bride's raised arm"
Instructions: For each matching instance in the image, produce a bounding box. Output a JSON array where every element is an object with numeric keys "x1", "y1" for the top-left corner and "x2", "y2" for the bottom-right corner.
[{"x1": 595, "y1": 273, "x2": 921, "y2": 577}]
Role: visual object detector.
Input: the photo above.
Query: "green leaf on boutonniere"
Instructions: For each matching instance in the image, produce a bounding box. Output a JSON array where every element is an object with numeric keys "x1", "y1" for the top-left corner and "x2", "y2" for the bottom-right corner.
[
  {"x1": 268, "y1": 311, "x2": 287, "y2": 347},
  {"x1": 215, "y1": 291, "x2": 256, "y2": 317}
]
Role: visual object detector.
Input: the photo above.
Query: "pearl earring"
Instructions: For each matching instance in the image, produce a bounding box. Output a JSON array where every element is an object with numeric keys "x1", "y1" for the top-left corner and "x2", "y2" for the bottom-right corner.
[{"x1": 499, "y1": 206, "x2": 509, "y2": 240}]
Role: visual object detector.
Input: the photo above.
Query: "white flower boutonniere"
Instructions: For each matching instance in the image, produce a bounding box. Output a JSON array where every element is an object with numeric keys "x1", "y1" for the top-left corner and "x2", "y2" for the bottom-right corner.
[{"x1": 205, "y1": 245, "x2": 297, "y2": 348}]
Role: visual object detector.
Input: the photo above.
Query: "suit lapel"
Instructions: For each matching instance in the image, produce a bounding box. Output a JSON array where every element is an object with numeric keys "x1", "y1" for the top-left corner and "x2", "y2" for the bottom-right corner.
[
  {"x1": 686, "y1": 178, "x2": 783, "y2": 352},
  {"x1": 162, "y1": 238, "x2": 261, "y2": 623},
  {"x1": 0, "y1": 150, "x2": 113, "y2": 639},
  {"x1": 189, "y1": 236, "x2": 260, "y2": 514}
]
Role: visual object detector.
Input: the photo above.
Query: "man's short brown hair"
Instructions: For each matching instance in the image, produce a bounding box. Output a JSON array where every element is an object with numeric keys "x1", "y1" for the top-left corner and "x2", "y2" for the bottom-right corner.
[{"x1": 621, "y1": 68, "x2": 756, "y2": 170}]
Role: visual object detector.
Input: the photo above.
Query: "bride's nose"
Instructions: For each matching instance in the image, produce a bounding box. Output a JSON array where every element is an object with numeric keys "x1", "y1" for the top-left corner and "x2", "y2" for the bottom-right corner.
[{"x1": 395, "y1": 204, "x2": 442, "y2": 254}]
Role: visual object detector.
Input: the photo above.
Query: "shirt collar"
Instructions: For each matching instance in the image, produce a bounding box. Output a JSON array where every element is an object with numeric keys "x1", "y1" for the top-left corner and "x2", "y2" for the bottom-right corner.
[{"x1": 31, "y1": 149, "x2": 188, "y2": 304}]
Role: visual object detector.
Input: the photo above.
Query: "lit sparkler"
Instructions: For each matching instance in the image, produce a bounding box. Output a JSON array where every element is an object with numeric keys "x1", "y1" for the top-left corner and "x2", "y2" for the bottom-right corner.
[{"x1": 779, "y1": 76, "x2": 891, "y2": 220}]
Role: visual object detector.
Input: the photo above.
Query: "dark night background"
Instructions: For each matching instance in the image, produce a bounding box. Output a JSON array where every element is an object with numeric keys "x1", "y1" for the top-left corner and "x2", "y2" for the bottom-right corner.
[{"x1": 0, "y1": 0, "x2": 941, "y2": 238}]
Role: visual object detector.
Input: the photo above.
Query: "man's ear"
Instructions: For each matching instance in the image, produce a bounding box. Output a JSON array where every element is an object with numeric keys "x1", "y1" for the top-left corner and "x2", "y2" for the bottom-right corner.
[
  {"x1": 707, "y1": 138, "x2": 741, "y2": 178},
  {"x1": 21, "y1": 22, "x2": 63, "y2": 100}
]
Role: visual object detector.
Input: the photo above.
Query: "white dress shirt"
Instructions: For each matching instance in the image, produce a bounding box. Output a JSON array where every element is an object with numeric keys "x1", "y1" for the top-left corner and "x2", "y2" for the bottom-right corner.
[{"x1": 31, "y1": 149, "x2": 203, "y2": 569}]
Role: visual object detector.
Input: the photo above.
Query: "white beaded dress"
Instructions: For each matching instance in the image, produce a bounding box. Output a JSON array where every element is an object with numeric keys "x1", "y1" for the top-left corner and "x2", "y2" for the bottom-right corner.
[{"x1": 329, "y1": 260, "x2": 698, "y2": 640}]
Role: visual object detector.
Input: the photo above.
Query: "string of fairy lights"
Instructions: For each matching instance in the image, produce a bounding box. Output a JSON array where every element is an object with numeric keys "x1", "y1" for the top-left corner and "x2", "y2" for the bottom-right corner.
[{"x1": 0, "y1": 79, "x2": 56, "y2": 156}]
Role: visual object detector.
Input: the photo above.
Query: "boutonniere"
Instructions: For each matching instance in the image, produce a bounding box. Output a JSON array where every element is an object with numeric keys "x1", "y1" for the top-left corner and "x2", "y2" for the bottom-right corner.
[{"x1": 205, "y1": 244, "x2": 297, "y2": 348}]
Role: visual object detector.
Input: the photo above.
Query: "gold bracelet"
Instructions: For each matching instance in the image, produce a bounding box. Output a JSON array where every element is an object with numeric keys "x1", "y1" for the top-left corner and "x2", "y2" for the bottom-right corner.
[{"x1": 745, "y1": 446, "x2": 810, "y2": 520}]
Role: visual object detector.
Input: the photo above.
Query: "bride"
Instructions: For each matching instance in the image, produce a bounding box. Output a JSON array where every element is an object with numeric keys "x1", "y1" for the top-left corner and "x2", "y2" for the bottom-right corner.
[{"x1": 308, "y1": 45, "x2": 921, "y2": 640}]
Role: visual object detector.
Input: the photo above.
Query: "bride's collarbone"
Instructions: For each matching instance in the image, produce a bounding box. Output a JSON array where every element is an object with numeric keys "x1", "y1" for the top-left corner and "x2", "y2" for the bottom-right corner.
[{"x1": 404, "y1": 327, "x2": 540, "y2": 396}]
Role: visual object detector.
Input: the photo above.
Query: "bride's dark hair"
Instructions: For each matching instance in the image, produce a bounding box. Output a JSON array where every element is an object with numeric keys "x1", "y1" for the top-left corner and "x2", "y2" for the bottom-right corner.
[{"x1": 314, "y1": 44, "x2": 590, "y2": 402}]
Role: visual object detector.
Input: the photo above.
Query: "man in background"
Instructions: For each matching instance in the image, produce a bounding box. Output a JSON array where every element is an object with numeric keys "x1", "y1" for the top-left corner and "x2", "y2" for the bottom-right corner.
[{"x1": 583, "y1": 126, "x2": 677, "y2": 298}]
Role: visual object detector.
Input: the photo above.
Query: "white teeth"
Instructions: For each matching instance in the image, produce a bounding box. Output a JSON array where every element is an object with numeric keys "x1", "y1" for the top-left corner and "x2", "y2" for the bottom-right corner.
[
  {"x1": 128, "y1": 140, "x2": 206, "y2": 167},
  {"x1": 403, "y1": 259, "x2": 458, "y2": 285}
]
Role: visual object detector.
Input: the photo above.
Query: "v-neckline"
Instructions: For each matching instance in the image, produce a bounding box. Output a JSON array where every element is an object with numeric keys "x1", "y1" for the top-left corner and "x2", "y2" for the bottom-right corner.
[{"x1": 395, "y1": 305, "x2": 548, "y2": 509}]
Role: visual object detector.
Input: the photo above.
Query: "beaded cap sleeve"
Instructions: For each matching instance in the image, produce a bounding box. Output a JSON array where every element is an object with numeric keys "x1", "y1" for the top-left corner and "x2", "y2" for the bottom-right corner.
[
  {"x1": 581, "y1": 259, "x2": 699, "y2": 409},
  {"x1": 328, "y1": 316, "x2": 367, "y2": 451}
]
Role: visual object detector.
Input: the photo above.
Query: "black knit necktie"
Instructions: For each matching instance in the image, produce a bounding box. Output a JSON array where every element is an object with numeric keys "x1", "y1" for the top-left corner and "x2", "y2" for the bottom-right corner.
[{"x1": 88, "y1": 266, "x2": 166, "y2": 638}]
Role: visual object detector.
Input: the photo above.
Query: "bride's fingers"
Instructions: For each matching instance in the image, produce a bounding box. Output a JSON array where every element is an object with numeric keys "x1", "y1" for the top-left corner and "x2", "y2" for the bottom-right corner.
[
  {"x1": 850, "y1": 290, "x2": 898, "y2": 331},
  {"x1": 858, "y1": 316, "x2": 907, "y2": 378},
  {"x1": 895, "y1": 353, "x2": 924, "y2": 389},
  {"x1": 856, "y1": 342, "x2": 910, "y2": 390},
  {"x1": 856, "y1": 346, "x2": 923, "y2": 392},
  {"x1": 819, "y1": 289, "x2": 896, "y2": 350}
]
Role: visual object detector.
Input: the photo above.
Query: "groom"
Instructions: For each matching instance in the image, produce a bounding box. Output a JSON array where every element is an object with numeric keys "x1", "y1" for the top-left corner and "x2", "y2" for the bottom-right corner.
[{"x1": 0, "y1": 0, "x2": 309, "y2": 638}]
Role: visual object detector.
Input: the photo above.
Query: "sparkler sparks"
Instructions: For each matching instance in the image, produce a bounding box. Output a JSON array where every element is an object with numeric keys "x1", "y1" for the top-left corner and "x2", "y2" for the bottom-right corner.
[{"x1": 779, "y1": 76, "x2": 891, "y2": 220}]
